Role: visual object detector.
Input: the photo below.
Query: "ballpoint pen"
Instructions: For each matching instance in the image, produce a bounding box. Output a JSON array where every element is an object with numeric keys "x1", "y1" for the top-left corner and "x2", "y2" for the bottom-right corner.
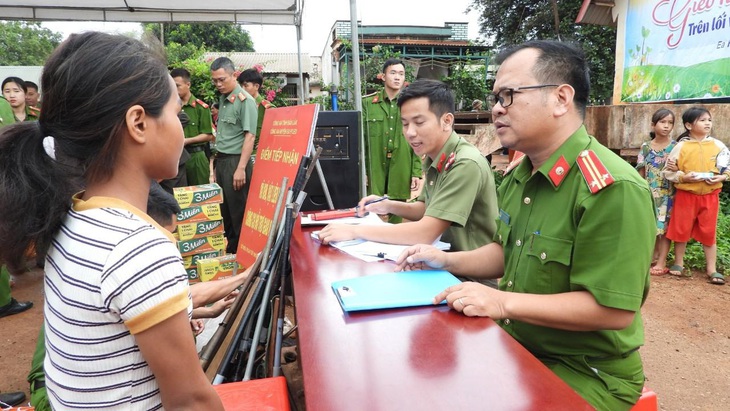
[{"x1": 363, "y1": 195, "x2": 389, "y2": 206}]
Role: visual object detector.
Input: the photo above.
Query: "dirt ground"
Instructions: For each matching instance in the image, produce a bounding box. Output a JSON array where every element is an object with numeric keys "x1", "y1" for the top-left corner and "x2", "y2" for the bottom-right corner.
[{"x1": 1, "y1": 265, "x2": 728, "y2": 410}]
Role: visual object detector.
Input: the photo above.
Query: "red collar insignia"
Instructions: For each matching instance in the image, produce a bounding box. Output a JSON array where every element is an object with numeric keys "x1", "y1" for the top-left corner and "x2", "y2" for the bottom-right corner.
[
  {"x1": 443, "y1": 152, "x2": 456, "y2": 172},
  {"x1": 548, "y1": 155, "x2": 570, "y2": 186},
  {"x1": 228, "y1": 94, "x2": 236, "y2": 103},
  {"x1": 436, "y1": 152, "x2": 447, "y2": 173}
]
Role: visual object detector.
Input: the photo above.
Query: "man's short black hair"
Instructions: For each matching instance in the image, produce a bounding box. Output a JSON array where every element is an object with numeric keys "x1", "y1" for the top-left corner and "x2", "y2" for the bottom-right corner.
[
  {"x1": 382, "y1": 58, "x2": 405, "y2": 73},
  {"x1": 397, "y1": 79, "x2": 455, "y2": 119},
  {"x1": 25, "y1": 81, "x2": 39, "y2": 91},
  {"x1": 147, "y1": 180, "x2": 181, "y2": 227},
  {"x1": 238, "y1": 68, "x2": 263, "y2": 86},
  {"x1": 170, "y1": 68, "x2": 191, "y2": 82},
  {"x1": 494, "y1": 40, "x2": 590, "y2": 116}
]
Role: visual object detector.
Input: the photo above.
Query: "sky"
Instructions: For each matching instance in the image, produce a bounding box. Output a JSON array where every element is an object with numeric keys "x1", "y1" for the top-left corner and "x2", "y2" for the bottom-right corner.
[{"x1": 42, "y1": 0, "x2": 484, "y2": 56}]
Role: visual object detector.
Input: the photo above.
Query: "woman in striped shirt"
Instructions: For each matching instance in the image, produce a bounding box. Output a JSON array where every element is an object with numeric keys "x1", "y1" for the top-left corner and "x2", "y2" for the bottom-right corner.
[{"x1": 0, "y1": 32, "x2": 223, "y2": 410}]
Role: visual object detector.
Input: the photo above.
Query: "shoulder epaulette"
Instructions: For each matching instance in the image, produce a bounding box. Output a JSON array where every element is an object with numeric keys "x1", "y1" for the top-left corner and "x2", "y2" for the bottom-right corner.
[
  {"x1": 260, "y1": 99, "x2": 272, "y2": 109},
  {"x1": 237, "y1": 92, "x2": 247, "y2": 102},
  {"x1": 363, "y1": 92, "x2": 377, "y2": 98},
  {"x1": 576, "y1": 150, "x2": 615, "y2": 194},
  {"x1": 196, "y1": 99, "x2": 209, "y2": 109},
  {"x1": 29, "y1": 106, "x2": 41, "y2": 114}
]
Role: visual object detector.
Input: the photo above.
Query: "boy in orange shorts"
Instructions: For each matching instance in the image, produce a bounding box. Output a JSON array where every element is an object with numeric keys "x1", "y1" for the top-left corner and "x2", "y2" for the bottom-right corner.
[{"x1": 663, "y1": 107, "x2": 729, "y2": 284}]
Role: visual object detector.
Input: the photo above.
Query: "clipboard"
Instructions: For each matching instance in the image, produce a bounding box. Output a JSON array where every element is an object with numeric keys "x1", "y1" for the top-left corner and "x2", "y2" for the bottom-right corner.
[{"x1": 331, "y1": 270, "x2": 461, "y2": 312}]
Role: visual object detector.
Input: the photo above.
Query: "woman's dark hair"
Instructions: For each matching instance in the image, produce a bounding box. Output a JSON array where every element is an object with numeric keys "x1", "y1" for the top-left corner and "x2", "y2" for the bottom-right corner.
[
  {"x1": 2, "y1": 77, "x2": 28, "y2": 94},
  {"x1": 677, "y1": 106, "x2": 711, "y2": 140},
  {"x1": 649, "y1": 108, "x2": 674, "y2": 140},
  {"x1": 0, "y1": 32, "x2": 171, "y2": 268}
]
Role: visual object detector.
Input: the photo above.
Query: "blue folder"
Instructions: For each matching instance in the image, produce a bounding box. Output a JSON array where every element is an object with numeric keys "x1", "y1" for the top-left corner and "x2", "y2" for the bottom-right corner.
[{"x1": 331, "y1": 270, "x2": 461, "y2": 312}]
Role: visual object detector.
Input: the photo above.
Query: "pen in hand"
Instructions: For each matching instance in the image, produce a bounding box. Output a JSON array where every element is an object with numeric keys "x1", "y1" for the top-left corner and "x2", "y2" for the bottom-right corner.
[{"x1": 356, "y1": 195, "x2": 389, "y2": 216}]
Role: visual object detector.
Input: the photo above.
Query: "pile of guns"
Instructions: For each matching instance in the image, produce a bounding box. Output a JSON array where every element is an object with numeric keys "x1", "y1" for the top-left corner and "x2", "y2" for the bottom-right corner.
[{"x1": 199, "y1": 149, "x2": 321, "y2": 384}]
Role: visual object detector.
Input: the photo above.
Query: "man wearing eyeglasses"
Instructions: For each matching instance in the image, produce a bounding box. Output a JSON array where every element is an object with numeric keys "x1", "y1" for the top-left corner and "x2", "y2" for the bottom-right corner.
[
  {"x1": 396, "y1": 41, "x2": 655, "y2": 411},
  {"x1": 210, "y1": 57, "x2": 258, "y2": 253}
]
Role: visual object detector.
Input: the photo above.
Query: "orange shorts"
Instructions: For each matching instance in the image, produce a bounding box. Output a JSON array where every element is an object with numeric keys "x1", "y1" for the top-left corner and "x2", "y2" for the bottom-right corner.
[{"x1": 666, "y1": 189, "x2": 720, "y2": 246}]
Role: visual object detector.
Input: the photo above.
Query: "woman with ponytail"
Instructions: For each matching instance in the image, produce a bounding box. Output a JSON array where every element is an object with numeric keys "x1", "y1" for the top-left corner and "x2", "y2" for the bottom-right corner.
[{"x1": 0, "y1": 32, "x2": 223, "y2": 409}]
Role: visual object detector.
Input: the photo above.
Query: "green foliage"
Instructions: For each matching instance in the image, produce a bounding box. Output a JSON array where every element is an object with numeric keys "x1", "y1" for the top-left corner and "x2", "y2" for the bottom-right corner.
[
  {"x1": 668, "y1": 195, "x2": 730, "y2": 272},
  {"x1": 441, "y1": 60, "x2": 490, "y2": 110},
  {"x1": 0, "y1": 21, "x2": 62, "y2": 66},
  {"x1": 470, "y1": 0, "x2": 617, "y2": 105},
  {"x1": 143, "y1": 23, "x2": 254, "y2": 52},
  {"x1": 622, "y1": 60, "x2": 728, "y2": 102}
]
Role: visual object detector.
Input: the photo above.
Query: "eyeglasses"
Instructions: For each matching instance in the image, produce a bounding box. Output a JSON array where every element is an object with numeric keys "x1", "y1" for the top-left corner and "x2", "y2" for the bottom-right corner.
[
  {"x1": 212, "y1": 75, "x2": 230, "y2": 85},
  {"x1": 487, "y1": 84, "x2": 559, "y2": 108}
]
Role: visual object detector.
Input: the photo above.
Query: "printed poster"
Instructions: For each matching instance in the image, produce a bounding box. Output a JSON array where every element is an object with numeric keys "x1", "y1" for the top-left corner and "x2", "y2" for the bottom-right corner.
[
  {"x1": 619, "y1": 0, "x2": 730, "y2": 102},
  {"x1": 236, "y1": 104, "x2": 319, "y2": 268}
]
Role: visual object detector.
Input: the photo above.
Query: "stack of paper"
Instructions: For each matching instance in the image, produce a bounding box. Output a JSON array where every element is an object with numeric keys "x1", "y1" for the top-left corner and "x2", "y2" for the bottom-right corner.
[{"x1": 311, "y1": 231, "x2": 450, "y2": 263}]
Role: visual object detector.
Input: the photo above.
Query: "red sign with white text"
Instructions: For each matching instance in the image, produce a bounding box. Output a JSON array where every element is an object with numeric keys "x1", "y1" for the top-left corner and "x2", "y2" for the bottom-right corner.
[{"x1": 236, "y1": 104, "x2": 318, "y2": 268}]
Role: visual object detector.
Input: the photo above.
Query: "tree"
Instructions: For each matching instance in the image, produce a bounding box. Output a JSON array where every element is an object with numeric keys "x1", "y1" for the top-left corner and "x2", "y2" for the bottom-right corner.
[
  {"x1": 0, "y1": 21, "x2": 62, "y2": 66},
  {"x1": 144, "y1": 23, "x2": 254, "y2": 52},
  {"x1": 469, "y1": 0, "x2": 617, "y2": 104}
]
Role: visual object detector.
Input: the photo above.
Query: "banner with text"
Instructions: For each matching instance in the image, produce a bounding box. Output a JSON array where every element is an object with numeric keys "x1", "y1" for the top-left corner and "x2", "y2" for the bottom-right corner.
[
  {"x1": 619, "y1": 0, "x2": 730, "y2": 103},
  {"x1": 236, "y1": 104, "x2": 318, "y2": 268}
]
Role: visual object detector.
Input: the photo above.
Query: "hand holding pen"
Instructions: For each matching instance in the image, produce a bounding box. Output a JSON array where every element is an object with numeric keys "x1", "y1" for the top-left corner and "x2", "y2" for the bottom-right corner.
[{"x1": 356, "y1": 195, "x2": 389, "y2": 217}]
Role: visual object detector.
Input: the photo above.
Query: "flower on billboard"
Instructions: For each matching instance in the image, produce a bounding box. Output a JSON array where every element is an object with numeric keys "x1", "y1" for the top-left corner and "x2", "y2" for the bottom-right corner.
[
  {"x1": 711, "y1": 84, "x2": 720, "y2": 94},
  {"x1": 673, "y1": 84, "x2": 681, "y2": 93},
  {"x1": 665, "y1": 92, "x2": 671, "y2": 100}
]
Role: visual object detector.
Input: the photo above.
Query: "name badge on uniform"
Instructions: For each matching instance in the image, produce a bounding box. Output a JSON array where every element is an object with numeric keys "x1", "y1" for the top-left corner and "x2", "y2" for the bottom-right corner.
[{"x1": 499, "y1": 209, "x2": 510, "y2": 224}]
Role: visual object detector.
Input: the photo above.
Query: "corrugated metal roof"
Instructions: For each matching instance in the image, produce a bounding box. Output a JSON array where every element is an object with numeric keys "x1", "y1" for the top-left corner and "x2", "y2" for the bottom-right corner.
[
  {"x1": 359, "y1": 38, "x2": 473, "y2": 47},
  {"x1": 575, "y1": 0, "x2": 616, "y2": 26},
  {"x1": 203, "y1": 52, "x2": 312, "y2": 75}
]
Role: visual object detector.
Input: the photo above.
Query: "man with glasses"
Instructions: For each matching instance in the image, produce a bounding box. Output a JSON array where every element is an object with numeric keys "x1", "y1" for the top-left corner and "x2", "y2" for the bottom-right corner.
[
  {"x1": 210, "y1": 57, "x2": 258, "y2": 253},
  {"x1": 396, "y1": 41, "x2": 654, "y2": 410}
]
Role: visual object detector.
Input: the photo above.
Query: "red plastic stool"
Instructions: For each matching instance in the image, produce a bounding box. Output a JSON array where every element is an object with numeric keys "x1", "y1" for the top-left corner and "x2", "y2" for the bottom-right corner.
[
  {"x1": 630, "y1": 387, "x2": 658, "y2": 411},
  {"x1": 213, "y1": 376, "x2": 290, "y2": 411}
]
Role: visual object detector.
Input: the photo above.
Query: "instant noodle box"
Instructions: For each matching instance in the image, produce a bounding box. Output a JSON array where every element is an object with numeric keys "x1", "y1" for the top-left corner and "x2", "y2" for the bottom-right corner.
[
  {"x1": 173, "y1": 183, "x2": 224, "y2": 208},
  {"x1": 197, "y1": 254, "x2": 244, "y2": 282},
  {"x1": 177, "y1": 234, "x2": 226, "y2": 257},
  {"x1": 176, "y1": 203, "x2": 222, "y2": 225}
]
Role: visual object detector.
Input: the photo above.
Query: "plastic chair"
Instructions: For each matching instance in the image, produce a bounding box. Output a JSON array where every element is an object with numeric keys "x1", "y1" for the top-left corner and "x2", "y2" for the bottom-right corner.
[
  {"x1": 212, "y1": 376, "x2": 290, "y2": 411},
  {"x1": 630, "y1": 387, "x2": 658, "y2": 411}
]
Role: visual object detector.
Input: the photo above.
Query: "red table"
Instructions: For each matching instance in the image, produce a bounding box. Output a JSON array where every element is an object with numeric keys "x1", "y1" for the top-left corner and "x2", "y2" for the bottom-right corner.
[{"x1": 290, "y1": 224, "x2": 593, "y2": 411}]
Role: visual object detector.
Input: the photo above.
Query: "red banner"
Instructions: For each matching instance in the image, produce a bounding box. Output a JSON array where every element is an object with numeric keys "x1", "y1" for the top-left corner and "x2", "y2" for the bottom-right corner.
[{"x1": 236, "y1": 104, "x2": 318, "y2": 268}]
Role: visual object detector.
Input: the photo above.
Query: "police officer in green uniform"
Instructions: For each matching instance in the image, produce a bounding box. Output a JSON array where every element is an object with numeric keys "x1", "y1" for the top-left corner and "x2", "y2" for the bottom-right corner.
[
  {"x1": 397, "y1": 41, "x2": 655, "y2": 411},
  {"x1": 238, "y1": 68, "x2": 275, "y2": 154},
  {"x1": 362, "y1": 59, "x2": 422, "y2": 223},
  {"x1": 318, "y1": 80, "x2": 498, "y2": 287},
  {"x1": 172, "y1": 68, "x2": 214, "y2": 186},
  {"x1": 2, "y1": 76, "x2": 39, "y2": 122},
  {"x1": 210, "y1": 57, "x2": 258, "y2": 253}
]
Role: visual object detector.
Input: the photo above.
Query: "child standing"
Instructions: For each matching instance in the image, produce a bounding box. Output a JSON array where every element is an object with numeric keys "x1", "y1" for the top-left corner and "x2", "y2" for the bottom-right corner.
[
  {"x1": 0, "y1": 32, "x2": 223, "y2": 409},
  {"x1": 636, "y1": 108, "x2": 676, "y2": 275},
  {"x1": 663, "y1": 107, "x2": 730, "y2": 285}
]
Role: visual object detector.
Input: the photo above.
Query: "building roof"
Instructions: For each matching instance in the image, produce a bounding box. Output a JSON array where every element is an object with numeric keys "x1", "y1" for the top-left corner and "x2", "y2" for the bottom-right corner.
[
  {"x1": 575, "y1": 0, "x2": 616, "y2": 26},
  {"x1": 359, "y1": 38, "x2": 472, "y2": 47},
  {"x1": 204, "y1": 52, "x2": 312, "y2": 74}
]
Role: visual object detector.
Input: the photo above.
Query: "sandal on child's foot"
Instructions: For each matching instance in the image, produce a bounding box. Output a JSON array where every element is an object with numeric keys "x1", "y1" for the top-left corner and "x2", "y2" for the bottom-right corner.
[
  {"x1": 668, "y1": 265, "x2": 685, "y2": 276},
  {"x1": 650, "y1": 266, "x2": 668, "y2": 276},
  {"x1": 708, "y1": 272, "x2": 726, "y2": 285}
]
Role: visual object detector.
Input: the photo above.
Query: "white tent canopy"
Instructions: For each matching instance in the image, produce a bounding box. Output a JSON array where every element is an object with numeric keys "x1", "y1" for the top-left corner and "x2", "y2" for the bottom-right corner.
[{"x1": 0, "y1": 1, "x2": 301, "y2": 25}]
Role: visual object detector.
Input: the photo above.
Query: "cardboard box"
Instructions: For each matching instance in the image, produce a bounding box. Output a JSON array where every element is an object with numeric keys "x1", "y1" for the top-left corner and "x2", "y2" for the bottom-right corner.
[
  {"x1": 186, "y1": 266, "x2": 201, "y2": 284},
  {"x1": 177, "y1": 234, "x2": 226, "y2": 257},
  {"x1": 183, "y1": 250, "x2": 224, "y2": 270},
  {"x1": 173, "y1": 183, "x2": 224, "y2": 208},
  {"x1": 176, "y1": 203, "x2": 223, "y2": 225},
  {"x1": 176, "y1": 219, "x2": 225, "y2": 241},
  {"x1": 197, "y1": 254, "x2": 244, "y2": 282}
]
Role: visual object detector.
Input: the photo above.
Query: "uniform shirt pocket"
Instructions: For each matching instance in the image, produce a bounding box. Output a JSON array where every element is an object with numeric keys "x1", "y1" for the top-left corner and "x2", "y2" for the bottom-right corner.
[{"x1": 524, "y1": 233, "x2": 573, "y2": 293}]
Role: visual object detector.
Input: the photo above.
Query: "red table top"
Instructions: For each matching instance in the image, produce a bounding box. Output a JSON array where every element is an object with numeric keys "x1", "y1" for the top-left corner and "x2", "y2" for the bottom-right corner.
[{"x1": 290, "y1": 223, "x2": 593, "y2": 411}]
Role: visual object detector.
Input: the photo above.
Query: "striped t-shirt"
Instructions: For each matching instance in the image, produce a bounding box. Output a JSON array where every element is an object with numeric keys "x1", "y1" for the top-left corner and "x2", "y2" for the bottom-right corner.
[{"x1": 44, "y1": 195, "x2": 191, "y2": 410}]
